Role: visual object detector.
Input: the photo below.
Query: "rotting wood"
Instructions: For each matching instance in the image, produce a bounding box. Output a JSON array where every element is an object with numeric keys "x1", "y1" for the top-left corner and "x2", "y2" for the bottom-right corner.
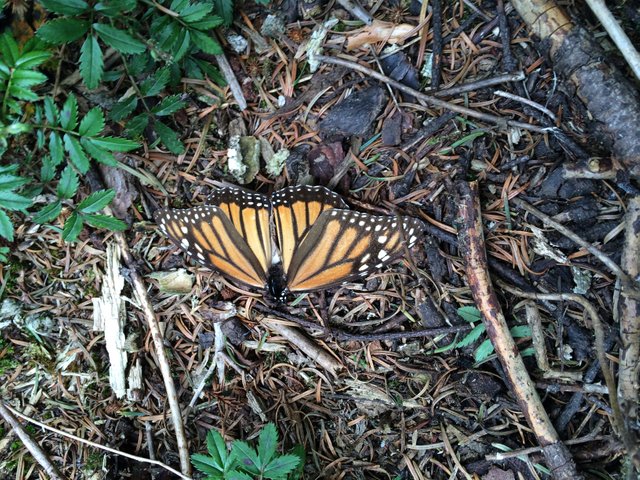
[
  {"x1": 457, "y1": 181, "x2": 582, "y2": 480},
  {"x1": 511, "y1": 0, "x2": 640, "y2": 175}
]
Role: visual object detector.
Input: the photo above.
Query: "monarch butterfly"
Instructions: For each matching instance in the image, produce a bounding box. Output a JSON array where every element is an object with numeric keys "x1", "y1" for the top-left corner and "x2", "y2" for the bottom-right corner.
[{"x1": 155, "y1": 185, "x2": 425, "y2": 301}]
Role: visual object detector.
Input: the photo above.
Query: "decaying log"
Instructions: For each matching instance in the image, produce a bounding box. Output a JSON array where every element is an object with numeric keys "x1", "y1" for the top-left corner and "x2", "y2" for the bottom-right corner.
[{"x1": 511, "y1": 0, "x2": 640, "y2": 175}]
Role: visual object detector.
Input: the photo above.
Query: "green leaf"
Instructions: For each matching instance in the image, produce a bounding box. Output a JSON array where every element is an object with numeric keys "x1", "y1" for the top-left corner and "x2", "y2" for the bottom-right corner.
[
  {"x1": 257, "y1": 423, "x2": 277, "y2": 466},
  {"x1": 205, "y1": 430, "x2": 228, "y2": 467},
  {"x1": 57, "y1": 165, "x2": 79, "y2": 199},
  {"x1": 33, "y1": 200, "x2": 62, "y2": 224},
  {"x1": 62, "y1": 212, "x2": 84, "y2": 242},
  {"x1": 83, "y1": 214, "x2": 126, "y2": 230},
  {"x1": 80, "y1": 138, "x2": 117, "y2": 165},
  {"x1": 0, "y1": 191, "x2": 32, "y2": 211},
  {"x1": 455, "y1": 324, "x2": 485, "y2": 349},
  {"x1": 80, "y1": 35, "x2": 104, "y2": 90},
  {"x1": 171, "y1": 29, "x2": 190, "y2": 61},
  {"x1": 474, "y1": 339, "x2": 494, "y2": 363},
  {"x1": 227, "y1": 472, "x2": 253, "y2": 480},
  {"x1": 0, "y1": 246, "x2": 8, "y2": 262},
  {"x1": 77, "y1": 189, "x2": 115, "y2": 213},
  {"x1": 94, "y1": 0, "x2": 138, "y2": 16},
  {"x1": 510, "y1": 325, "x2": 531, "y2": 338},
  {"x1": 11, "y1": 69, "x2": 47, "y2": 87},
  {"x1": 231, "y1": 441, "x2": 260, "y2": 471},
  {"x1": 0, "y1": 174, "x2": 29, "y2": 191},
  {"x1": 93, "y1": 23, "x2": 146, "y2": 54},
  {"x1": 49, "y1": 132, "x2": 64, "y2": 166},
  {"x1": 15, "y1": 51, "x2": 52, "y2": 69},
  {"x1": 195, "y1": 58, "x2": 226, "y2": 85},
  {"x1": 40, "y1": 0, "x2": 89, "y2": 15},
  {"x1": 151, "y1": 95, "x2": 186, "y2": 116},
  {"x1": 139, "y1": 67, "x2": 170, "y2": 97},
  {"x1": 213, "y1": 0, "x2": 234, "y2": 26},
  {"x1": 0, "y1": 32, "x2": 20, "y2": 64},
  {"x1": 37, "y1": 18, "x2": 89, "y2": 45},
  {"x1": 109, "y1": 95, "x2": 138, "y2": 121},
  {"x1": 154, "y1": 121, "x2": 184, "y2": 154},
  {"x1": 0, "y1": 209, "x2": 14, "y2": 241},
  {"x1": 457, "y1": 306, "x2": 481, "y2": 323},
  {"x1": 60, "y1": 94, "x2": 78, "y2": 130},
  {"x1": 89, "y1": 136, "x2": 139, "y2": 152},
  {"x1": 8, "y1": 85, "x2": 39, "y2": 101},
  {"x1": 40, "y1": 155, "x2": 56, "y2": 182},
  {"x1": 79, "y1": 107, "x2": 105, "y2": 137},
  {"x1": 262, "y1": 455, "x2": 300, "y2": 479},
  {"x1": 189, "y1": 15, "x2": 224, "y2": 30},
  {"x1": 125, "y1": 114, "x2": 148, "y2": 136},
  {"x1": 63, "y1": 134, "x2": 90, "y2": 173},
  {"x1": 190, "y1": 30, "x2": 222, "y2": 54},
  {"x1": 43, "y1": 96, "x2": 59, "y2": 125},
  {"x1": 179, "y1": 3, "x2": 212, "y2": 23}
]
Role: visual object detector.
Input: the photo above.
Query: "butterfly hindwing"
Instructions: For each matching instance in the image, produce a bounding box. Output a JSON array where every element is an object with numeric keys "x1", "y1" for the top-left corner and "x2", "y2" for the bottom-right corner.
[
  {"x1": 154, "y1": 205, "x2": 268, "y2": 288},
  {"x1": 285, "y1": 209, "x2": 425, "y2": 292},
  {"x1": 206, "y1": 188, "x2": 272, "y2": 275},
  {"x1": 272, "y1": 185, "x2": 348, "y2": 273}
]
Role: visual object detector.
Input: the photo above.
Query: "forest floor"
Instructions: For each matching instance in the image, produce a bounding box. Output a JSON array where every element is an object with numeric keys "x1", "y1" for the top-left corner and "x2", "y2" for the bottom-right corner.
[{"x1": 1, "y1": 0, "x2": 638, "y2": 479}]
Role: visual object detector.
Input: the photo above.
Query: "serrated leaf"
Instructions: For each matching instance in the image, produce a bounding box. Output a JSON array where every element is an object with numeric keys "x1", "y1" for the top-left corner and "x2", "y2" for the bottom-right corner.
[
  {"x1": 40, "y1": 0, "x2": 89, "y2": 15},
  {"x1": 139, "y1": 67, "x2": 170, "y2": 97},
  {"x1": 94, "y1": 0, "x2": 137, "y2": 16},
  {"x1": 257, "y1": 424, "x2": 277, "y2": 466},
  {"x1": 213, "y1": 0, "x2": 233, "y2": 26},
  {"x1": 474, "y1": 339, "x2": 494, "y2": 363},
  {"x1": 510, "y1": 325, "x2": 531, "y2": 338},
  {"x1": 9, "y1": 85, "x2": 38, "y2": 101},
  {"x1": 60, "y1": 94, "x2": 78, "y2": 130},
  {"x1": 109, "y1": 95, "x2": 138, "y2": 121},
  {"x1": 151, "y1": 95, "x2": 186, "y2": 116},
  {"x1": 33, "y1": 200, "x2": 62, "y2": 224},
  {"x1": 231, "y1": 441, "x2": 260, "y2": 471},
  {"x1": 77, "y1": 189, "x2": 115, "y2": 213},
  {"x1": 154, "y1": 121, "x2": 184, "y2": 154},
  {"x1": 80, "y1": 138, "x2": 117, "y2": 165},
  {"x1": 455, "y1": 324, "x2": 485, "y2": 349},
  {"x1": 89, "y1": 136, "x2": 139, "y2": 152},
  {"x1": 49, "y1": 132, "x2": 64, "y2": 166},
  {"x1": 0, "y1": 209, "x2": 14, "y2": 241},
  {"x1": 171, "y1": 28, "x2": 190, "y2": 61},
  {"x1": 36, "y1": 18, "x2": 89, "y2": 45},
  {"x1": 62, "y1": 212, "x2": 84, "y2": 242},
  {"x1": 80, "y1": 35, "x2": 103, "y2": 90},
  {"x1": 457, "y1": 306, "x2": 481, "y2": 323},
  {"x1": 40, "y1": 155, "x2": 56, "y2": 182},
  {"x1": 57, "y1": 165, "x2": 79, "y2": 199},
  {"x1": 179, "y1": 3, "x2": 212, "y2": 23},
  {"x1": 195, "y1": 58, "x2": 226, "y2": 85},
  {"x1": 44, "y1": 96, "x2": 59, "y2": 125},
  {"x1": 0, "y1": 32, "x2": 19, "y2": 64},
  {"x1": 94, "y1": 23, "x2": 146, "y2": 54},
  {"x1": 227, "y1": 472, "x2": 253, "y2": 480},
  {"x1": 190, "y1": 30, "x2": 222, "y2": 54},
  {"x1": 12, "y1": 69, "x2": 47, "y2": 87},
  {"x1": 63, "y1": 134, "x2": 90, "y2": 173},
  {"x1": 189, "y1": 15, "x2": 224, "y2": 30},
  {"x1": 0, "y1": 191, "x2": 32, "y2": 211},
  {"x1": 0, "y1": 174, "x2": 29, "y2": 191},
  {"x1": 83, "y1": 214, "x2": 126, "y2": 230},
  {"x1": 79, "y1": 107, "x2": 105, "y2": 137},
  {"x1": 15, "y1": 51, "x2": 51, "y2": 69},
  {"x1": 191, "y1": 453, "x2": 225, "y2": 475},
  {"x1": 125, "y1": 114, "x2": 148, "y2": 136},
  {"x1": 205, "y1": 429, "x2": 228, "y2": 467},
  {"x1": 262, "y1": 454, "x2": 301, "y2": 479}
]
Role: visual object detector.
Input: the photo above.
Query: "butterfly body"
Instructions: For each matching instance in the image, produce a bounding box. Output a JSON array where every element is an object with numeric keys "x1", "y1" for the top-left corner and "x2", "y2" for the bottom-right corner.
[{"x1": 155, "y1": 185, "x2": 425, "y2": 301}]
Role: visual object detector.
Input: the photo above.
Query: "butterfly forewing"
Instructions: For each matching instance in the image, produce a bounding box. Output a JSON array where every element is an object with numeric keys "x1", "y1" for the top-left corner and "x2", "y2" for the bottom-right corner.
[
  {"x1": 154, "y1": 205, "x2": 268, "y2": 288},
  {"x1": 286, "y1": 209, "x2": 425, "y2": 292},
  {"x1": 206, "y1": 188, "x2": 273, "y2": 275},
  {"x1": 272, "y1": 185, "x2": 348, "y2": 273}
]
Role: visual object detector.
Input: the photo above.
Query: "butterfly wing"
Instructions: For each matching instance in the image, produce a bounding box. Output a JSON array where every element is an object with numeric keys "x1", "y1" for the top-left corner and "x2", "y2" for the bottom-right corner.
[
  {"x1": 206, "y1": 188, "x2": 273, "y2": 275},
  {"x1": 154, "y1": 204, "x2": 268, "y2": 289},
  {"x1": 285, "y1": 209, "x2": 425, "y2": 292},
  {"x1": 272, "y1": 185, "x2": 348, "y2": 273}
]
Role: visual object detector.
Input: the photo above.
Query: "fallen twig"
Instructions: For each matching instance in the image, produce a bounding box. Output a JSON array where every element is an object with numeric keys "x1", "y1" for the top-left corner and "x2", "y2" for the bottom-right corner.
[
  {"x1": 457, "y1": 181, "x2": 581, "y2": 480},
  {"x1": 0, "y1": 402, "x2": 64, "y2": 480}
]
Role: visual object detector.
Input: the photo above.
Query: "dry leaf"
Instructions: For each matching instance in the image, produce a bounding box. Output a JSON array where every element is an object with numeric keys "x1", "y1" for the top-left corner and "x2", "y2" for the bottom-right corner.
[{"x1": 347, "y1": 20, "x2": 415, "y2": 50}]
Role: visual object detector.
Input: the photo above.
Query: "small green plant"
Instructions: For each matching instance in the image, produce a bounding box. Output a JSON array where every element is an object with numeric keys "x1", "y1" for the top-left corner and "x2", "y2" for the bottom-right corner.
[
  {"x1": 192, "y1": 423, "x2": 304, "y2": 480},
  {"x1": 437, "y1": 306, "x2": 533, "y2": 363},
  {"x1": 0, "y1": 165, "x2": 32, "y2": 241}
]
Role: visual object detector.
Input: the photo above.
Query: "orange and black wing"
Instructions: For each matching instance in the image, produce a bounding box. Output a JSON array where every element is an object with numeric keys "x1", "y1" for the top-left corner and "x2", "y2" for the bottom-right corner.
[
  {"x1": 285, "y1": 209, "x2": 425, "y2": 292},
  {"x1": 206, "y1": 188, "x2": 273, "y2": 275},
  {"x1": 154, "y1": 204, "x2": 268, "y2": 289},
  {"x1": 272, "y1": 185, "x2": 348, "y2": 273}
]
